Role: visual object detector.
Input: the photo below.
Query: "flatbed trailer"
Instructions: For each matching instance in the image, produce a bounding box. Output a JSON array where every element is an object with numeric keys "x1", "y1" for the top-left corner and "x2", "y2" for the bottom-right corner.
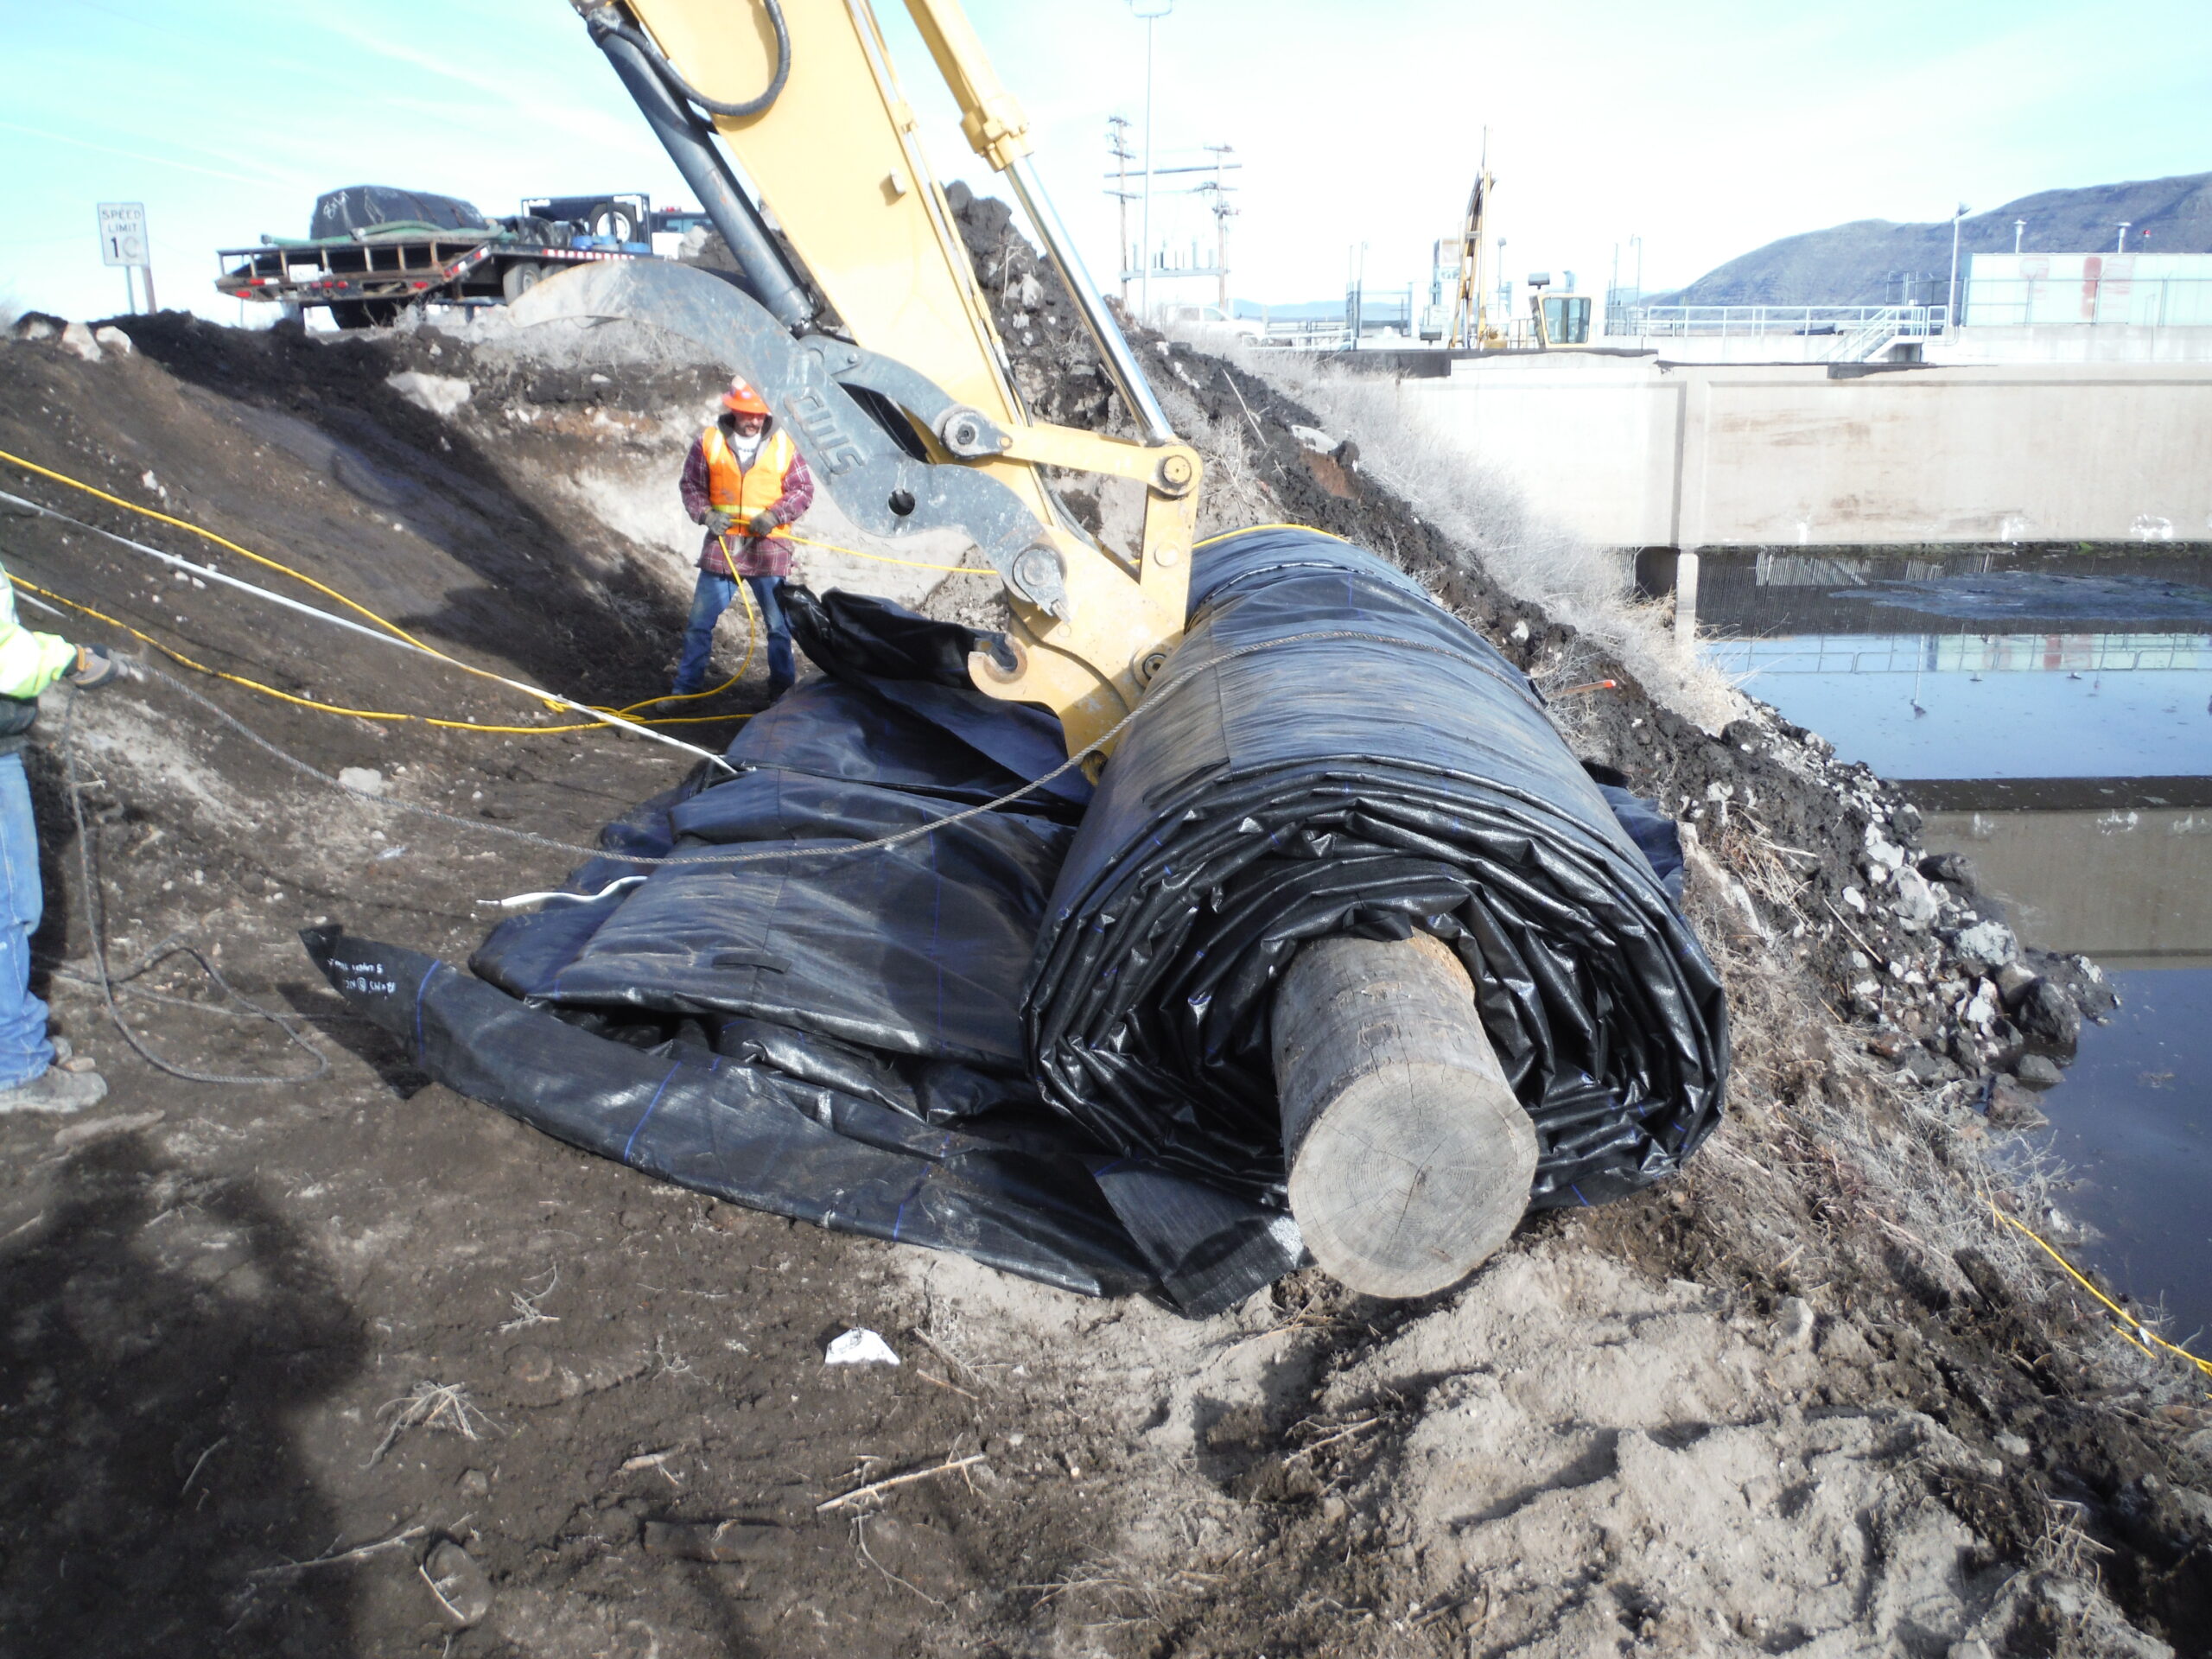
[{"x1": 214, "y1": 229, "x2": 651, "y2": 328}]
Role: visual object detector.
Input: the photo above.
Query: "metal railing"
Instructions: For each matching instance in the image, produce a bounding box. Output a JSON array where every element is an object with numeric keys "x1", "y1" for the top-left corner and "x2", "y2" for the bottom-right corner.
[
  {"x1": 1705, "y1": 631, "x2": 2211, "y2": 677},
  {"x1": 1247, "y1": 302, "x2": 1418, "y2": 352},
  {"x1": 1607, "y1": 303, "x2": 1948, "y2": 344}
]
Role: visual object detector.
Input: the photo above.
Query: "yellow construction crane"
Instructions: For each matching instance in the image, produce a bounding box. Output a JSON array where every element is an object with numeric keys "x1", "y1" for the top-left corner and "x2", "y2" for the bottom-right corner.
[
  {"x1": 1439, "y1": 147, "x2": 1593, "y2": 353},
  {"x1": 1444, "y1": 142, "x2": 1499, "y2": 350},
  {"x1": 568, "y1": 0, "x2": 1202, "y2": 762}
]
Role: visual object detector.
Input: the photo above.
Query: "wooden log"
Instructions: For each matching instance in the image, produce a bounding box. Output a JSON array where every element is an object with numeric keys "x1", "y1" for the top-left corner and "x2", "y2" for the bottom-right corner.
[{"x1": 1271, "y1": 934, "x2": 1536, "y2": 1299}]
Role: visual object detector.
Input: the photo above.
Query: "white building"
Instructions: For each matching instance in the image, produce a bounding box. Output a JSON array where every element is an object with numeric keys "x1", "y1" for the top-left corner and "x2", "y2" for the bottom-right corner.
[{"x1": 1964, "y1": 251, "x2": 2212, "y2": 328}]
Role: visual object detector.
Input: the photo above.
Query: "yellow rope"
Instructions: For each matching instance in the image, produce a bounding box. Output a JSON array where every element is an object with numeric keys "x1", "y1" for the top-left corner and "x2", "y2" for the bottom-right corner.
[
  {"x1": 1990, "y1": 1199, "x2": 2212, "y2": 1385},
  {"x1": 14, "y1": 577, "x2": 751, "y2": 735},
  {"x1": 0, "y1": 449, "x2": 761, "y2": 734},
  {"x1": 605, "y1": 537, "x2": 755, "y2": 717},
  {"x1": 0, "y1": 448, "x2": 760, "y2": 724},
  {"x1": 1193, "y1": 523, "x2": 1351, "y2": 550},
  {"x1": 3, "y1": 447, "x2": 441, "y2": 651}
]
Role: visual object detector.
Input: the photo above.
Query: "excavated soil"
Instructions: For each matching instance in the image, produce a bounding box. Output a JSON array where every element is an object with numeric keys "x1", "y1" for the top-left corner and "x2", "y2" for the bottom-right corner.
[{"x1": 0, "y1": 229, "x2": 2205, "y2": 1659}]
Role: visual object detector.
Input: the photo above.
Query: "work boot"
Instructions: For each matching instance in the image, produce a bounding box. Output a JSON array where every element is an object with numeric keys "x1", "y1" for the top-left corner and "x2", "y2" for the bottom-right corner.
[{"x1": 0, "y1": 1066, "x2": 109, "y2": 1115}]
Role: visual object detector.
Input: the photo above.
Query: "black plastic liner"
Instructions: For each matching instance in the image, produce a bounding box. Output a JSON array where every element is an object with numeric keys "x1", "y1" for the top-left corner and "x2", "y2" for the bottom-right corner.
[
  {"x1": 306, "y1": 527, "x2": 1725, "y2": 1313},
  {"x1": 1027, "y1": 531, "x2": 1726, "y2": 1210}
]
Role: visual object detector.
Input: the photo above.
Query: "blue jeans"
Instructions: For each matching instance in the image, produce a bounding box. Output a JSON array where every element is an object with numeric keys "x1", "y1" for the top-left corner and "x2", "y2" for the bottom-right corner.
[
  {"x1": 0, "y1": 753, "x2": 53, "y2": 1087},
  {"x1": 673, "y1": 573, "x2": 793, "y2": 696}
]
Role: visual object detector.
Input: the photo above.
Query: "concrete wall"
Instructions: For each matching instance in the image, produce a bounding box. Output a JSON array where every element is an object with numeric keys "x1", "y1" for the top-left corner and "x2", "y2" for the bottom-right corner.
[
  {"x1": 1390, "y1": 354, "x2": 2212, "y2": 548},
  {"x1": 1611, "y1": 326, "x2": 2212, "y2": 365},
  {"x1": 1929, "y1": 325, "x2": 2212, "y2": 365}
]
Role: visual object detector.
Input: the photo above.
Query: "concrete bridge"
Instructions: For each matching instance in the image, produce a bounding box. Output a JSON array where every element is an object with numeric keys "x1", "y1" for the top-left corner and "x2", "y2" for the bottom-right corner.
[{"x1": 1381, "y1": 353, "x2": 2212, "y2": 551}]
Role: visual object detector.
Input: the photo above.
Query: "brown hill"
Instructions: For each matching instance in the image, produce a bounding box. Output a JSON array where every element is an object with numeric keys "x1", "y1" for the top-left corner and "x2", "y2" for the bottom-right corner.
[{"x1": 1654, "y1": 170, "x2": 2212, "y2": 307}]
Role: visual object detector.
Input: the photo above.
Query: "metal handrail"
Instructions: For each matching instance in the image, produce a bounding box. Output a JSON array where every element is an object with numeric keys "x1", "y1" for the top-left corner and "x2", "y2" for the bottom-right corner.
[{"x1": 1606, "y1": 303, "x2": 1948, "y2": 340}]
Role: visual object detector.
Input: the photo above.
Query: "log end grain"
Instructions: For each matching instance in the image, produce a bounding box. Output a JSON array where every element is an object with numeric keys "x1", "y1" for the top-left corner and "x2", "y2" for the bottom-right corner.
[{"x1": 1274, "y1": 936, "x2": 1537, "y2": 1299}]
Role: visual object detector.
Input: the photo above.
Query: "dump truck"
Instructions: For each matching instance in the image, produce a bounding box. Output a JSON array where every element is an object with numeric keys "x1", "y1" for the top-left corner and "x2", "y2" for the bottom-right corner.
[{"x1": 214, "y1": 184, "x2": 661, "y2": 328}]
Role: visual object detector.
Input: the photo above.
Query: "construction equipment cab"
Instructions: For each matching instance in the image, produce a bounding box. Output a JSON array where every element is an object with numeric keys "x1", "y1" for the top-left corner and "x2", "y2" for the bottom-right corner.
[
  {"x1": 1525, "y1": 273, "x2": 1592, "y2": 348},
  {"x1": 564, "y1": 0, "x2": 1204, "y2": 762}
]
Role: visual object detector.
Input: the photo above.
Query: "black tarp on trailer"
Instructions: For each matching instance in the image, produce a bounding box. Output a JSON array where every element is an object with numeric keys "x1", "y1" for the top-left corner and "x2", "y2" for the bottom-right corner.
[{"x1": 309, "y1": 186, "x2": 493, "y2": 239}]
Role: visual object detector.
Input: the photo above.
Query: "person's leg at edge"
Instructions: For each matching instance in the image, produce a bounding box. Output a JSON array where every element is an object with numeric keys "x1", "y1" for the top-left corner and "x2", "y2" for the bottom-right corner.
[
  {"x1": 0, "y1": 752, "x2": 54, "y2": 1088},
  {"x1": 671, "y1": 571, "x2": 737, "y2": 695},
  {"x1": 747, "y1": 575, "x2": 796, "y2": 697}
]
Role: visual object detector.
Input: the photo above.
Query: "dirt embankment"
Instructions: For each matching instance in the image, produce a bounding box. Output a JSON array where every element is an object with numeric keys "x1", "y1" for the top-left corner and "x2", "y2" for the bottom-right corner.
[{"x1": 0, "y1": 234, "x2": 2202, "y2": 1659}]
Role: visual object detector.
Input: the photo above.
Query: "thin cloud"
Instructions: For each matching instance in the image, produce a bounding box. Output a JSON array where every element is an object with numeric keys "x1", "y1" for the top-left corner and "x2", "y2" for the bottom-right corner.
[{"x1": 0, "y1": 120, "x2": 309, "y2": 188}]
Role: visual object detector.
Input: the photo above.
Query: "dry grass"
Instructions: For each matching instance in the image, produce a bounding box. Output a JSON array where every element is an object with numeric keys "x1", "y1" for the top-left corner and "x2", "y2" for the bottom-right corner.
[
  {"x1": 366, "y1": 1381, "x2": 494, "y2": 1468},
  {"x1": 1677, "y1": 817, "x2": 2177, "y2": 1404},
  {"x1": 1149, "y1": 368, "x2": 1292, "y2": 544},
  {"x1": 497, "y1": 1266, "x2": 562, "y2": 1332},
  {"x1": 1183, "y1": 332, "x2": 1745, "y2": 734}
]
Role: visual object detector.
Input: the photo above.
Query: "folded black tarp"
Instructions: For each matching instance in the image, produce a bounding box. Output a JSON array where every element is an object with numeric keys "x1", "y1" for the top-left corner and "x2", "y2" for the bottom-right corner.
[{"x1": 306, "y1": 528, "x2": 1726, "y2": 1313}]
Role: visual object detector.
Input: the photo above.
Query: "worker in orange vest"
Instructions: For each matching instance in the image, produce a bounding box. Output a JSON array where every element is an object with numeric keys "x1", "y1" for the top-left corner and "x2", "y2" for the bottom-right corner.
[{"x1": 674, "y1": 375, "x2": 815, "y2": 699}]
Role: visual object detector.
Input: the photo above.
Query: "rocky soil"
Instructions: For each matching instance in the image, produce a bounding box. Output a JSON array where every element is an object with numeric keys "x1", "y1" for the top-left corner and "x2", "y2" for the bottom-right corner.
[{"x1": 0, "y1": 213, "x2": 2202, "y2": 1659}]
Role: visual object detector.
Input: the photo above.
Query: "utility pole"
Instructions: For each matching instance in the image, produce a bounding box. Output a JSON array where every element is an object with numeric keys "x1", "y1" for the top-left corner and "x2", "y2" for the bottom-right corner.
[
  {"x1": 1947, "y1": 203, "x2": 1968, "y2": 334},
  {"x1": 1129, "y1": 0, "x2": 1172, "y2": 324},
  {"x1": 1205, "y1": 143, "x2": 1236, "y2": 312},
  {"x1": 1345, "y1": 241, "x2": 1366, "y2": 351},
  {"x1": 1106, "y1": 117, "x2": 1135, "y2": 307}
]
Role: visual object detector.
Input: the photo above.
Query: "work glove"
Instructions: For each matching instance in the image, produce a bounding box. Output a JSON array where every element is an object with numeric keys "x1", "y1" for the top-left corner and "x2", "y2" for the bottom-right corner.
[
  {"x1": 65, "y1": 644, "x2": 124, "y2": 689},
  {"x1": 747, "y1": 510, "x2": 780, "y2": 538},
  {"x1": 704, "y1": 509, "x2": 737, "y2": 537}
]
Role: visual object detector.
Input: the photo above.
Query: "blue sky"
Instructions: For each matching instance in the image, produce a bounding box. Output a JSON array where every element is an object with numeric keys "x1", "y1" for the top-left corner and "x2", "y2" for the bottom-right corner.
[{"x1": 3, "y1": 0, "x2": 2208, "y2": 325}]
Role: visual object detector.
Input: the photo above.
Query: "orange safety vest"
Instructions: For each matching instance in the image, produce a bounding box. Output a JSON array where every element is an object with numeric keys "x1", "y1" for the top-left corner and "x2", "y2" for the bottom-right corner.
[{"x1": 701, "y1": 423, "x2": 798, "y2": 533}]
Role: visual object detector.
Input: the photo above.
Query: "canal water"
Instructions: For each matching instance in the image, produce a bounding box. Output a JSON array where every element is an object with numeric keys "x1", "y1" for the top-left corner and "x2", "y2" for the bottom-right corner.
[{"x1": 1697, "y1": 546, "x2": 2212, "y2": 1343}]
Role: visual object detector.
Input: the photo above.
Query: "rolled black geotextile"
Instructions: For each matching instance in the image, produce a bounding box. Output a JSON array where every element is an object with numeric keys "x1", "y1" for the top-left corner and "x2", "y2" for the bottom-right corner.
[
  {"x1": 303, "y1": 529, "x2": 1725, "y2": 1313},
  {"x1": 1027, "y1": 528, "x2": 1728, "y2": 1208}
]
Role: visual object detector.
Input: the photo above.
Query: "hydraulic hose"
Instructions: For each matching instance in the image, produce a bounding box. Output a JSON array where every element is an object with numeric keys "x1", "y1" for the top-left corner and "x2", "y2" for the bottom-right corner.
[
  {"x1": 575, "y1": 0, "x2": 790, "y2": 121},
  {"x1": 575, "y1": 0, "x2": 814, "y2": 327}
]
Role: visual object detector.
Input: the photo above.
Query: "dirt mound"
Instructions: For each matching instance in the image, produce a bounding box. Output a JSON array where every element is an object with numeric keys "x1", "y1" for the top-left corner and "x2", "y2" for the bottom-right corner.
[{"x1": 0, "y1": 240, "x2": 2202, "y2": 1659}]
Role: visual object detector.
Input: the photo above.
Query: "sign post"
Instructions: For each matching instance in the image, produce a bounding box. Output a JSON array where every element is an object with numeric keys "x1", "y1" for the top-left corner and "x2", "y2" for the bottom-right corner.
[{"x1": 96, "y1": 201, "x2": 156, "y2": 313}]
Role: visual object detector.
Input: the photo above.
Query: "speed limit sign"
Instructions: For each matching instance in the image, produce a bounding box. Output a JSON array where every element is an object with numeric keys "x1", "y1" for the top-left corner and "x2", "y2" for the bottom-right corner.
[{"x1": 97, "y1": 202, "x2": 148, "y2": 268}]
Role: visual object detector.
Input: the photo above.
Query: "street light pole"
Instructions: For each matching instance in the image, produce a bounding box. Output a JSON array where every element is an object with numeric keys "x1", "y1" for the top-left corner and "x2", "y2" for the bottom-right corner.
[
  {"x1": 1129, "y1": 0, "x2": 1172, "y2": 324},
  {"x1": 2012, "y1": 217, "x2": 2025, "y2": 253},
  {"x1": 2115, "y1": 221, "x2": 2131, "y2": 253},
  {"x1": 1947, "y1": 203, "x2": 1968, "y2": 334}
]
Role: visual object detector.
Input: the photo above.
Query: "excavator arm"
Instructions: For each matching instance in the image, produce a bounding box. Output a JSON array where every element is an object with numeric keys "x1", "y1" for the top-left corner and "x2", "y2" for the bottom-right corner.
[{"x1": 567, "y1": 0, "x2": 1200, "y2": 759}]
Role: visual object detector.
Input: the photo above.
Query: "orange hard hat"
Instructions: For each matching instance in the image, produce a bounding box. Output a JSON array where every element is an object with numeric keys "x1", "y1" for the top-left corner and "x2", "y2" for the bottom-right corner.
[{"x1": 720, "y1": 375, "x2": 770, "y2": 416}]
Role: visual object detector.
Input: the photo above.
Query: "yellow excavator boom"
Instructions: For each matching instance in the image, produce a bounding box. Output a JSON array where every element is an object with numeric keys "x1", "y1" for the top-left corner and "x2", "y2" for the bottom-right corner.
[
  {"x1": 1446, "y1": 152, "x2": 1496, "y2": 352},
  {"x1": 571, "y1": 0, "x2": 1202, "y2": 759}
]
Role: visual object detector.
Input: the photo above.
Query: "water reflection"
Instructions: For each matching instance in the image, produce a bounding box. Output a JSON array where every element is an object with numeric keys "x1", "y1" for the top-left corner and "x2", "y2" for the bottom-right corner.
[
  {"x1": 1694, "y1": 546, "x2": 2212, "y2": 1340},
  {"x1": 2000, "y1": 968, "x2": 2212, "y2": 1343},
  {"x1": 1706, "y1": 631, "x2": 2209, "y2": 779},
  {"x1": 1703, "y1": 546, "x2": 2212, "y2": 638},
  {"x1": 1922, "y1": 798, "x2": 2212, "y2": 969}
]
